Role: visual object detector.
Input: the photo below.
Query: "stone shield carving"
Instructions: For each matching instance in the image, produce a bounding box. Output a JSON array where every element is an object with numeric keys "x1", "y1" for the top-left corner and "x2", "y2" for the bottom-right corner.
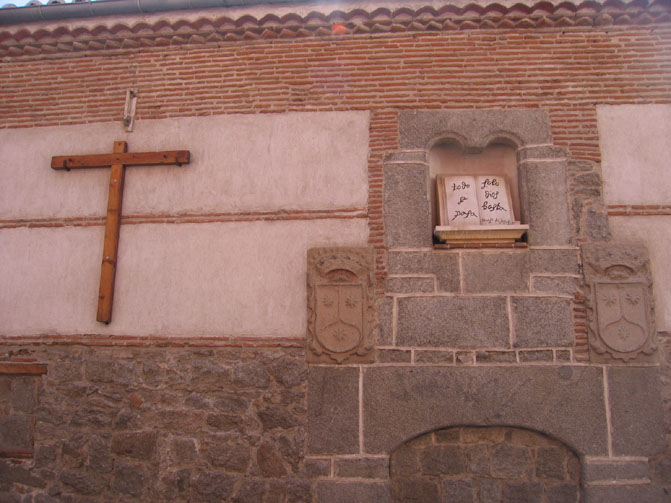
[
  {"x1": 595, "y1": 283, "x2": 648, "y2": 354},
  {"x1": 307, "y1": 248, "x2": 376, "y2": 363},
  {"x1": 582, "y1": 243, "x2": 657, "y2": 363}
]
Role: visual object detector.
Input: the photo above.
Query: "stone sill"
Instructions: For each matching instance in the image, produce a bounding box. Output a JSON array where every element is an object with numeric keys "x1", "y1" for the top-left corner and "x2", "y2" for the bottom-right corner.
[
  {"x1": 434, "y1": 242, "x2": 529, "y2": 249},
  {"x1": 0, "y1": 362, "x2": 47, "y2": 375},
  {"x1": 434, "y1": 224, "x2": 529, "y2": 247}
]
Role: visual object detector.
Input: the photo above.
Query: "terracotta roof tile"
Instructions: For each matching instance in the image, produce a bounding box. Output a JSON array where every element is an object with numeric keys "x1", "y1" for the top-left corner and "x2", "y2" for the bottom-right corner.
[{"x1": 1, "y1": 0, "x2": 669, "y2": 58}]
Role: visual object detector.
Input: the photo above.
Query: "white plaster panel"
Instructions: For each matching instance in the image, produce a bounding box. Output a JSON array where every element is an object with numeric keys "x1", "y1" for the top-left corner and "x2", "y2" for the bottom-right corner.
[
  {"x1": 597, "y1": 104, "x2": 671, "y2": 205},
  {"x1": 0, "y1": 219, "x2": 368, "y2": 337},
  {"x1": 609, "y1": 216, "x2": 671, "y2": 332},
  {"x1": 0, "y1": 111, "x2": 369, "y2": 219}
]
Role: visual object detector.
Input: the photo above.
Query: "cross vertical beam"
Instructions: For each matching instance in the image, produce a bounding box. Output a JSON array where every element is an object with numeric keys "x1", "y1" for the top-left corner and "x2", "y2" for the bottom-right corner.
[
  {"x1": 51, "y1": 142, "x2": 190, "y2": 324},
  {"x1": 97, "y1": 141, "x2": 127, "y2": 323}
]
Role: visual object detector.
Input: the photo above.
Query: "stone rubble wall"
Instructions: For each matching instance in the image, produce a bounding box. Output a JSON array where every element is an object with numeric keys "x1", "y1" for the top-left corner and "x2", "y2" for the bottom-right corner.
[{"x1": 0, "y1": 345, "x2": 310, "y2": 503}]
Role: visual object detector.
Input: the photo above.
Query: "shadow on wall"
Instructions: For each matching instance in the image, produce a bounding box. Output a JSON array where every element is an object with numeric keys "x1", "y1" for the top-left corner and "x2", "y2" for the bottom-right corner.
[{"x1": 390, "y1": 425, "x2": 580, "y2": 503}]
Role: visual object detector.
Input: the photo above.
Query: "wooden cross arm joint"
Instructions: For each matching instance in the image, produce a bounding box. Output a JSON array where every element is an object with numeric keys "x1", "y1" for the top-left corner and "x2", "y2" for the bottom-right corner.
[{"x1": 51, "y1": 150, "x2": 190, "y2": 170}]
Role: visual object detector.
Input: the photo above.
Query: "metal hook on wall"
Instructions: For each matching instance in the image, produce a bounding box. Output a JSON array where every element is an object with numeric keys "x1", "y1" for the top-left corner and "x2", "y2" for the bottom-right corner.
[{"x1": 123, "y1": 89, "x2": 138, "y2": 132}]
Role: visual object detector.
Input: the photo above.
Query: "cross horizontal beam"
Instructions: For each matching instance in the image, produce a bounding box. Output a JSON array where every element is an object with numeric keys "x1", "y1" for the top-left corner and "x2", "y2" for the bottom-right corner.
[{"x1": 51, "y1": 150, "x2": 190, "y2": 170}]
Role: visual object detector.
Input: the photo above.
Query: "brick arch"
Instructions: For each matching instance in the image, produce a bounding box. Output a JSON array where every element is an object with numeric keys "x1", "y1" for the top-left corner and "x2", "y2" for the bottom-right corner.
[{"x1": 390, "y1": 425, "x2": 581, "y2": 503}]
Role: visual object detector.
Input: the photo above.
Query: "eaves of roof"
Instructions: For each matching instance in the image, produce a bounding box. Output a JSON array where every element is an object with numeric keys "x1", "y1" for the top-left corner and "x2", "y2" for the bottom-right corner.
[
  {"x1": 0, "y1": 0, "x2": 317, "y2": 26},
  {"x1": 1, "y1": 0, "x2": 670, "y2": 58}
]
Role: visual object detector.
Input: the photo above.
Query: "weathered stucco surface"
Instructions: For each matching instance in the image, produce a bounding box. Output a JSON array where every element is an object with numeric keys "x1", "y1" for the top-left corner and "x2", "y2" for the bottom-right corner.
[
  {"x1": 597, "y1": 104, "x2": 671, "y2": 206},
  {"x1": 0, "y1": 217, "x2": 368, "y2": 337},
  {"x1": 0, "y1": 112, "x2": 369, "y2": 337},
  {"x1": 0, "y1": 112, "x2": 369, "y2": 218},
  {"x1": 597, "y1": 104, "x2": 671, "y2": 332},
  {"x1": 608, "y1": 217, "x2": 671, "y2": 332}
]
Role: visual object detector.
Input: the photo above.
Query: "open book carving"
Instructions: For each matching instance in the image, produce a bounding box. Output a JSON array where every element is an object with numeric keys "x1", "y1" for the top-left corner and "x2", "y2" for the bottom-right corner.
[
  {"x1": 435, "y1": 175, "x2": 527, "y2": 245},
  {"x1": 437, "y1": 175, "x2": 515, "y2": 226}
]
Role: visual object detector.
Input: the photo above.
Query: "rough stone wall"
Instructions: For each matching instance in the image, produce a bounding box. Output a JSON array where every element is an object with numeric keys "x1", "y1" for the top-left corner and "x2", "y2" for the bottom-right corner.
[
  {"x1": 390, "y1": 426, "x2": 580, "y2": 503},
  {"x1": 0, "y1": 345, "x2": 309, "y2": 503}
]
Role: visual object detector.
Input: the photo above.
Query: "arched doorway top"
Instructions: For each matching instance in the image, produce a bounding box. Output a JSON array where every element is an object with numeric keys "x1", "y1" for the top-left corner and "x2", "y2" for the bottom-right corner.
[{"x1": 390, "y1": 425, "x2": 581, "y2": 503}]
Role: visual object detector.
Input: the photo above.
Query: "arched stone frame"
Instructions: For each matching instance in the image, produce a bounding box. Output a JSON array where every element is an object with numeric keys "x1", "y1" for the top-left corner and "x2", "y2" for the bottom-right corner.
[
  {"x1": 307, "y1": 356, "x2": 666, "y2": 502},
  {"x1": 384, "y1": 109, "x2": 573, "y2": 248},
  {"x1": 389, "y1": 425, "x2": 582, "y2": 502}
]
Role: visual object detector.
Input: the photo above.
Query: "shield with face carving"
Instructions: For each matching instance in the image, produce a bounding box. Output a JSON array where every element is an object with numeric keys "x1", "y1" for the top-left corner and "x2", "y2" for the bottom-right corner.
[
  {"x1": 595, "y1": 283, "x2": 648, "y2": 354},
  {"x1": 315, "y1": 284, "x2": 363, "y2": 354},
  {"x1": 307, "y1": 248, "x2": 376, "y2": 364}
]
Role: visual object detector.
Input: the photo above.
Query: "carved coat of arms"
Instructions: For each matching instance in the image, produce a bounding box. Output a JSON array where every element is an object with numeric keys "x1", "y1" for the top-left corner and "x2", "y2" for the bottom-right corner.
[
  {"x1": 595, "y1": 283, "x2": 648, "y2": 354},
  {"x1": 582, "y1": 243, "x2": 657, "y2": 363},
  {"x1": 307, "y1": 248, "x2": 376, "y2": 363}
]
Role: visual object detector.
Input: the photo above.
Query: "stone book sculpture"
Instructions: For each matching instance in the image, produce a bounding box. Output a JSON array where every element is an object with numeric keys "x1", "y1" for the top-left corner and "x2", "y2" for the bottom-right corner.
[{"x1": 435, "y1": 174, "x2": 528, "y2": 245}]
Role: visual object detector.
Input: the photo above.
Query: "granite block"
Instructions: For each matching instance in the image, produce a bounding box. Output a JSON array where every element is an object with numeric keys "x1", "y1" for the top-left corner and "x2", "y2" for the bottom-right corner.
[
  {"x1": 308, "y1": 367, "x2": 359, "y2": 455},
  {"x1": 462, "y1": 252, "x2": 529, "y2": 293},
  {"x1": 608, "y1": 367, "x2": 666, "y2": 456},
  {"x1": 384, "y1": 163, "x2": 432, "y2": 248},
  {"x1": 512, "y1": 297, "x2": 573, "y2": 347},
  {"x1": 317, "y1": 481, "x2": 391, "y2": 503},
  {"x1": 397, "y1": 297, "x2": 509, "y2": 348},
  {"x1": 363, "y1": 366, "x2": 607, "y2": 455}
]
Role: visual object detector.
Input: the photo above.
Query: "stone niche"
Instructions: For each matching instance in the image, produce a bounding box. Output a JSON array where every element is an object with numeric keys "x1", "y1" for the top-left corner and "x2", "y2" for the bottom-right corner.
[
  {"x1": 430, "y1": 142, "x2": 528, "y2": 245},
  {"x1": 384, "y1": 109, "x2": 572, "y2": 249}
]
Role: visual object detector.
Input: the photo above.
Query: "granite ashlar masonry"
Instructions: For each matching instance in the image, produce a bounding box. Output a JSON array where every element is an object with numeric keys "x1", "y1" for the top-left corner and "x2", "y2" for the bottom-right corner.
[
  {"x1": 382, "y1": 111, "x2": 580, "y2": 358},
  {"x1": 303, "y1": 108, "x2": 668, "y2": 502}
]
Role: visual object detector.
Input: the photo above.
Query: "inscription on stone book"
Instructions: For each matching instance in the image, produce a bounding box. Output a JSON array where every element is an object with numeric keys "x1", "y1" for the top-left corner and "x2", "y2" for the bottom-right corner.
[
  {"x1": 444, "y1": 177, "x2": 480, "y2": 224},
  {"x1": 438, "y1": 175, "x2": 514, "y2": 226}
]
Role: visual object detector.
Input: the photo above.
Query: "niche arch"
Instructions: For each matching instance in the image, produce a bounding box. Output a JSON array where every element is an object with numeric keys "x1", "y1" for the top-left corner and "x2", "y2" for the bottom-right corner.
[
  {"x1": 385, "y1": 109, "x2": 573, "y2": 248},
  {"x1": 390, "y1": 425, "x2": 581, "y2": 503}
]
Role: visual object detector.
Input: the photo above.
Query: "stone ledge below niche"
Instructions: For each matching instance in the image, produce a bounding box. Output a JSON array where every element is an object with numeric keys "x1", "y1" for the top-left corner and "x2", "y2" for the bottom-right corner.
[{"x1": 434, "y1": 224, "x2": 529, "y2": 248}]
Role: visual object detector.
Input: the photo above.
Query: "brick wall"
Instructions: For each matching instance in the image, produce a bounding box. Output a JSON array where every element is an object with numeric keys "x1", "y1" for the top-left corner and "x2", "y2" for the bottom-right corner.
[{"x1": 2, "y1": 26, "x2": 671, "y2": 163}]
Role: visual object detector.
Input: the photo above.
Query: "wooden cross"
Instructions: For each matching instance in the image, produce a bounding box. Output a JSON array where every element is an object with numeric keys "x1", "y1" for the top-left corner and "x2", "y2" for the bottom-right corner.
[{"x1": 51, "y1": 141, "x2": 190, "y2": 324}]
